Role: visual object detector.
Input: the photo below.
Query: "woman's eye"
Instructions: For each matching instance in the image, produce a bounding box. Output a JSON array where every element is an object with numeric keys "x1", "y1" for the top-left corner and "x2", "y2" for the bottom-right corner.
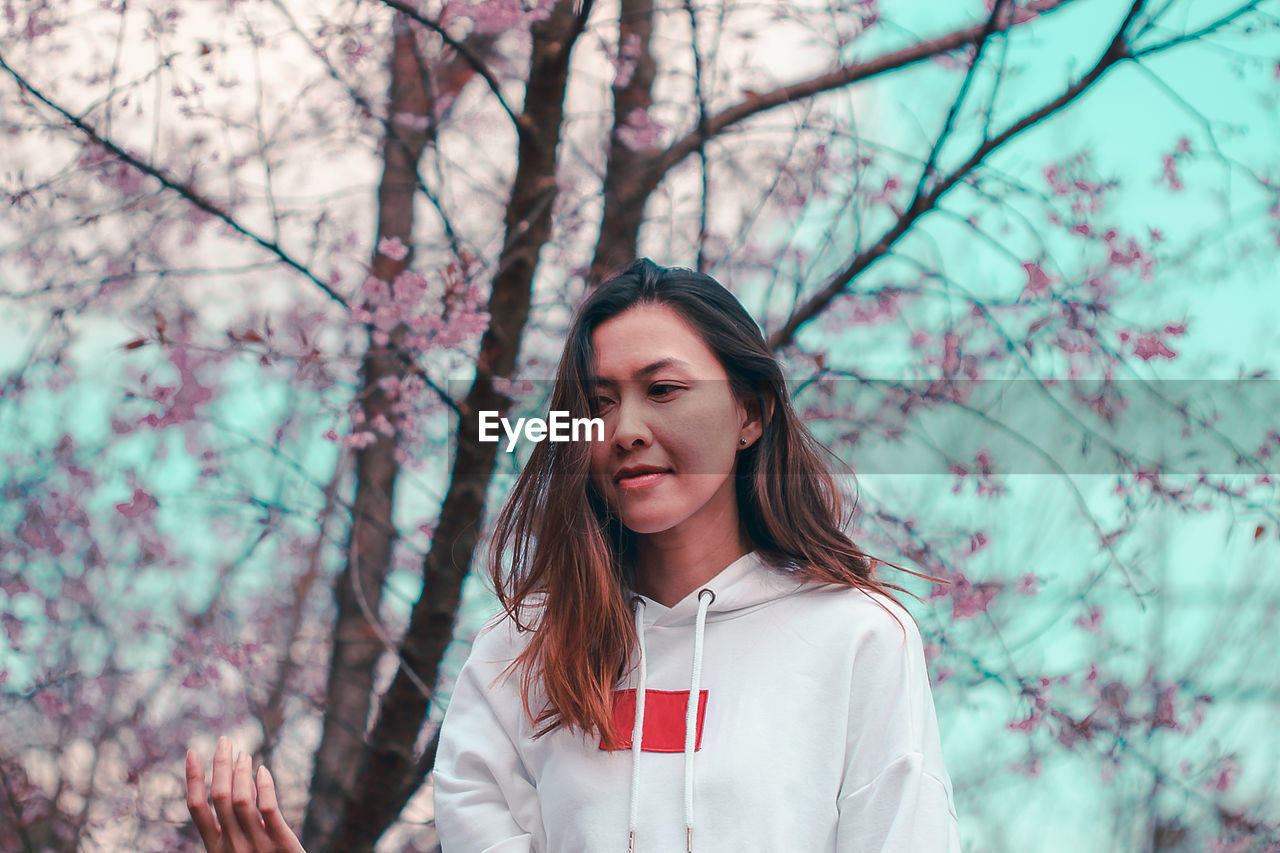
[
  {"x1": 649, "y1": 383, "x2": 681, "y2": 398},
  {"x1": 589, "y1": 395, "x2": 615, "y2": 411}
]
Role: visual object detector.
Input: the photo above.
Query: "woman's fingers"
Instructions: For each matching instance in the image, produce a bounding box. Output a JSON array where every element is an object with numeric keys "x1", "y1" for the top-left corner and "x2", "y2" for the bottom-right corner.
[
  {"x1": 256, "y1": 764, "x2": 308, "y2": 853},
  {"x1": 185, "y1": 748, "x2": 222, "y2": 852},
  {"x1": 232, "y1": 750, "x2": 275, "y2": 850},
  {"x1": 210, "y1": 737, "x2": 251, "y2": 851},
  {"x1": 187, "y1": 737, "x2": 306, "y2": 853}
]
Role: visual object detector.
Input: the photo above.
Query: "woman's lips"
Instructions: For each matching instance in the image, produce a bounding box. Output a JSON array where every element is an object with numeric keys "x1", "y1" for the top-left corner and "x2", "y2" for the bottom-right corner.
[{"x1": 616, "y1": 471, "x2": 669, "y2": 490}]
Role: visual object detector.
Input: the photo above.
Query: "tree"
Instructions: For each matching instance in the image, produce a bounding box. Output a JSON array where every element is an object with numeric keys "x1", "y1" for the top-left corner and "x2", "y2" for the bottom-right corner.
[{"x1": 2, "y1": 0, "x2": 1278, "y2": 850}]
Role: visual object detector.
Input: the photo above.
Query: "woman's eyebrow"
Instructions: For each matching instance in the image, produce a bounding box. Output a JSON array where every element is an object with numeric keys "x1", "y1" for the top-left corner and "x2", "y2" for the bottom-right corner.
[
  {"x1": 591, "y1": 358, "x2": 694, "y2": 386},
  {"x1": 634, "y1": 357, "x2": 692, "y2": 378}
]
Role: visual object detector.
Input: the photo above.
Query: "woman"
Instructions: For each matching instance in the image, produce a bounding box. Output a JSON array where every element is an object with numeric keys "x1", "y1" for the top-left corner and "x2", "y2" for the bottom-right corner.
[{"x1": 187, "y1": 259, "x2": 960, "y2": 852}]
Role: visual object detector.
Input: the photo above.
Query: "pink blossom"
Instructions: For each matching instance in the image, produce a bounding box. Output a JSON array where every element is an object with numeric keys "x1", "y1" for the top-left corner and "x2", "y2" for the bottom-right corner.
[
  {"x1": 616, "y1": 108, "x2": 665, "y2": 151},
  {"x1": 370, "y1": 413, "x2": 396, "y2": 437},
  {"x1": 392, "y1": 112, "x2": 431, "y2": 131},
  {"x1": 1084, "y1": 662, "x2": 1101, "y2": 687},
  {"x1": 116, "y1": 487, "x2": 159, "y2": 518},
  {"x1": 1008, "y1": 754, "x2": 1042, "y2": 778},
  {"x1": 342, "y1": 36, "x2": 370, "y2": 64},
  {"x1": 378, "y1": 375, "x2": 403, "y2": 397},
  {"x1": 461, "y1": 0, "x2": 552, "y2": 36},
  {"x1": 491, "y1": 375, "x2": 536, "y2": 397},
  {"x1": 1104, "y1": 233, "x2": 1155, "y2": 278},
  {"x1": 1204, "y1": 756, "x2": 1240, "y2": 793},
  {"x1": 1020, "y1": 260, "x2": 1055, "y2": 299},
  {"x1": 1186, "y1": 693, "x2": 1212, "y2": 734},
  {"x1": 1132, "y1": 333, "x2": 1177, "y2": 361},
  {"x1": 182, "y1": 665, "x2": 223, "y2": 688},
  {"x1": 1015, "y1": 573, "x2": 1039, "y2": 595},
  {"x1": 35, "y1": 689, "x2": 69, "y2": 715},
  {"x1": 1159, "y1": 152, "x2": 1184, "y2": 191},
  {"x1": 1007, "y1": 708, "x2": 1043, "y2": 734},
  {"x1": 137, "y1": 345, "x2": 216, "y2": 429},
  {"x1": 1153, "y1": 682, "x2": 1180, "y2": 729},
  {"x1": 1075, "y1": 605, "x2": 1104, "y2": 632},
  {"x1": 342, "y1": 430, "x2": 377, "y2": 449},
  {"x1": 2, "y1": 613, "x2": 25, "y2": 648},
  {"x1": 941, "y1": 330, "x2": 961, "y2": 373},
  {"x1": 432, "y1": 93, "x2": 456, "y2": 121},
  {"x1": 1, "y1": 576, "x2": 31, "y2": 596},
  {"x1": 606, "y1": 32, "x2": 642, "y2": 89},
  {"x1": 951, "y1": 576, "x2": 1000, "y2": 620},
  {"x1": 377, "y1": 237, "x2": 409, "y2": 261}
]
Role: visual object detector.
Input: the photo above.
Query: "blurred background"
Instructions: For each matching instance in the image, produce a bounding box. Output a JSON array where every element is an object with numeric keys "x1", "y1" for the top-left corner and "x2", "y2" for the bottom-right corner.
[{"x1": 1, "y1": 0, "x2": 1278, "y2": 850}]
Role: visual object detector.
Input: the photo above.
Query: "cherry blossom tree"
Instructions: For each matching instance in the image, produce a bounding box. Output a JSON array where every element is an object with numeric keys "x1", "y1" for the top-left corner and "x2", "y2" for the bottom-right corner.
[{"x1": 2, "y1": 0, "x2": 1278, "y2": 850}]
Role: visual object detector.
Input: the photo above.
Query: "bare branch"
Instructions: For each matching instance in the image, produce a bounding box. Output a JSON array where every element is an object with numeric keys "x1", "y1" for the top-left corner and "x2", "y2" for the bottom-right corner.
[
  {"x1": 913, "y1": 0, "x2": 1014, "y2": 202},
  {"x1": 0, "y1": 51, "x2": 350, "y2": 310},
  {"x1": 656, "y1": 0, "x2": 1081, "y2": 181},
  {"x1": 765, "y1": 0, "x2": 1149, "y2": 351},
  {"x1": 1131, "y1": 0, "x2": 1269, "y2": 58}
]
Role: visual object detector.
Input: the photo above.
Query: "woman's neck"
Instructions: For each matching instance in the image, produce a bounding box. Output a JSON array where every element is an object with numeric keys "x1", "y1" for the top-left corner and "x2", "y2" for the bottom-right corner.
[{"x1": 632, "y1": 526, "x2": 753, "y2": 607}]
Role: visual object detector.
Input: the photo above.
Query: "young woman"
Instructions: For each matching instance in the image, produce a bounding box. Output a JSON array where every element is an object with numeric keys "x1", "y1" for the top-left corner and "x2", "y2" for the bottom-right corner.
[{"x1": 186, "y1": 259, "x2": 960, "y2": 852}]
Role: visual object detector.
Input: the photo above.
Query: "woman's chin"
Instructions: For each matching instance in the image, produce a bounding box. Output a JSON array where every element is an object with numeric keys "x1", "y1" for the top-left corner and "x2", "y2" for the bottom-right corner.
[{"x1": 619, "y1": 512, "x2": 684, "y2": 536}]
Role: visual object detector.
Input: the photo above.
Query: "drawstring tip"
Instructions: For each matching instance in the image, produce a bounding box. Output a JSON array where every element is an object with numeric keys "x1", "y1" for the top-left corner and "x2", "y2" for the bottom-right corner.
[{"x1": 686, "y1": 826, "x2": 693, "y2": 852}]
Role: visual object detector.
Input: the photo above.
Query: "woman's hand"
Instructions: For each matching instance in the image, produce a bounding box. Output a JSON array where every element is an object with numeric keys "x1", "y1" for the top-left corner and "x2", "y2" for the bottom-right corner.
[{"x1": 185, "y1": 736, "x2": 307, "y2": 853}]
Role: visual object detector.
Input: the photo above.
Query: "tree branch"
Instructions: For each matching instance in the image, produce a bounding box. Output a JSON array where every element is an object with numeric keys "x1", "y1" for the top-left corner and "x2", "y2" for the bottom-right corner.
[
  {"x1": 765, "y1": 0, "x2": 1148, "y2": 351},
  {"x1": 376, "y1": 0, "x2": 528, "y2": 133},
  {"x1": 587, "y1": 0, "x2": 1081, "y2": 279},
  {"x1": 0, "y1": 51, "x2": 349, "y2": 310},
  {"x1": 655, "y1": 0, "x2": 1081, "y2": 181},
  {"x1": 1131, "y1": 0, "x2": 1268, "y2": 58}
]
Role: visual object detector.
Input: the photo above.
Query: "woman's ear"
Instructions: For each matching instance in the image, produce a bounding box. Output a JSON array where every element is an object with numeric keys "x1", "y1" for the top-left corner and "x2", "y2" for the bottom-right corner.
[{"x1": 739, "y1": 390, "x2": 773, "y2": 447}]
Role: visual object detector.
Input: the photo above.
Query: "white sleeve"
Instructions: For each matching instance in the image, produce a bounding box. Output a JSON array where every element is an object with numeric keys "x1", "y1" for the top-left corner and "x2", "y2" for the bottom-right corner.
[
  {"x1": 835, "y1": 600, "x2": 961, "y2": 852},
  {"x1": 433, "y1": 620, "x2": 543, "y2": 853}
]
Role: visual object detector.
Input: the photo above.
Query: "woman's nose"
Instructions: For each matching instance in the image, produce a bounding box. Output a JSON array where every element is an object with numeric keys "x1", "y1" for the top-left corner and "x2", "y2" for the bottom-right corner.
[{"x1": 611, "y1": 397, "x2": 650, "y2": 449}]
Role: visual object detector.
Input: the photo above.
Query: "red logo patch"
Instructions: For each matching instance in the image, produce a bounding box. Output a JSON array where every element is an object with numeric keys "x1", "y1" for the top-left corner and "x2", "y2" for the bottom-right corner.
[{"x1": 600, "y1": 688, "x2": 708, "y2": 752}]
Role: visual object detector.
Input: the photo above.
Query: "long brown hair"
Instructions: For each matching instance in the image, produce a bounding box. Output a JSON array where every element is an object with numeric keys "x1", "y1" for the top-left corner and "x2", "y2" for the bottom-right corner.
[{"x1": 487, "y1": 258, "x2": 938, "y2": 749}]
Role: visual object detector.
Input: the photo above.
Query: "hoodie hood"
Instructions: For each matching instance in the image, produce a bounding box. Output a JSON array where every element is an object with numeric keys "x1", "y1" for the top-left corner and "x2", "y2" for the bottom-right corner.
[{"x1": 625, "y1": 549, "x2": 811, "y2": 629}]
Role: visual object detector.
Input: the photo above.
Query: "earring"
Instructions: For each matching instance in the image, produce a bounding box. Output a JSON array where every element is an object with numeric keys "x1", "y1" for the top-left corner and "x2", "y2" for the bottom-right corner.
[{"x1": 739, "y1": 438, "x2": 747, "y2": 446}]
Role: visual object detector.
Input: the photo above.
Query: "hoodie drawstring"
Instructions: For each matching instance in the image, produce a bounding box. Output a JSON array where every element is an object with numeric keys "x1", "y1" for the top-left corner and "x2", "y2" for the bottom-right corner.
[
  {"x1": 627, "y1": 588, "x2": 715, "y2": 853},
  {"x1": 685, "y1": 588, "x2": 714, "y2": 852},
  {"x1": 628, "y1": 596, "x2": 648, "y2": 853}
]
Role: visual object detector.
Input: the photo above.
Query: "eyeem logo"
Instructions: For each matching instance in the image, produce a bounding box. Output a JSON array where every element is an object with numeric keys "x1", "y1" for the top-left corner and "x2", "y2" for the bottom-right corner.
[{"x1": 478, "y1": 411, "x2": 604, "y2": 452}]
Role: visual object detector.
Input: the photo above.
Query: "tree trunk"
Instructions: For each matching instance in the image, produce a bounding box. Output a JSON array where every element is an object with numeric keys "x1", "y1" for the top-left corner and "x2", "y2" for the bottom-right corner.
[
  {"x1": 588, "y1": 0, "x2": 661, "y2": 282},
  {"x1": 321, "y1": 3, "x2": 590, "y2": 850},
  {"x1": 302, "y1": 15, "x2": 439, "y2": 850}
]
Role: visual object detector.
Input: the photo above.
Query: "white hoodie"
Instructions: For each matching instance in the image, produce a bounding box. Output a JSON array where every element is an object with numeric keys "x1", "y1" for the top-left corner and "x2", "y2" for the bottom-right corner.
[{"x1": 432, "y1": 550, "x2": 961, "y2": 852}]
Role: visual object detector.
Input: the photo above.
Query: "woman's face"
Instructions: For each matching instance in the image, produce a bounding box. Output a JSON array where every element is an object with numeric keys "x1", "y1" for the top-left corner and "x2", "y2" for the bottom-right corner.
[{"x1": 587, "y1": 302, "x2": 761, "y2": 538}]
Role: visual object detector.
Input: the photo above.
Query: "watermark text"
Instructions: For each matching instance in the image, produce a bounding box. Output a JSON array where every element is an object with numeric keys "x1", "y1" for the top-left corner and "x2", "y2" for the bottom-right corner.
[{"x1": 478, "y1": 410, "x2": 604, "y2": 452}]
